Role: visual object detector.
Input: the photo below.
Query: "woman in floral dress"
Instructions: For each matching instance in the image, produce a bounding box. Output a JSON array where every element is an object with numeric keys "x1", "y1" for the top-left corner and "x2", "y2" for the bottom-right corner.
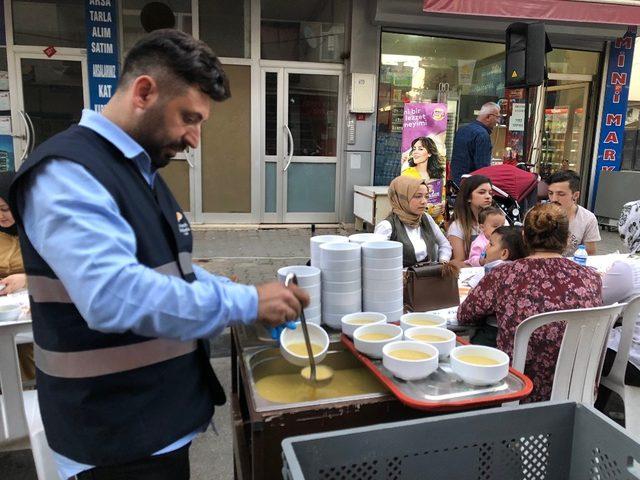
[{"x1": 458, "y1": 203, "x2": 602, "y2": 402}]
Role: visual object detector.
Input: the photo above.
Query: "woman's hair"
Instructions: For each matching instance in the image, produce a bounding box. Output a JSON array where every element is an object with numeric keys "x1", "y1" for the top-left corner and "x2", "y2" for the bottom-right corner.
[
  {"x1": 523, "y1": 203, "x2": 569, "y2": 253},
  {"x1": 492, "y1": 226, "x2": 528, "y2": 260},
  {"x1": 478, "y1": 205, "x2": 504, "y2": 225},
  {"x1": 408, "y1": 137, "x2": 445, "y2": 179},
  {"x1": 452, "y1": 175, "x2": 492, "y2": 255}
]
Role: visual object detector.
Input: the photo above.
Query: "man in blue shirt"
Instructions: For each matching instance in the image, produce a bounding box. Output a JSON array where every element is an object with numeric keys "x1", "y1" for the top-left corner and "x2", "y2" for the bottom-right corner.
[
  {"x1": 450, "y1": 102, "x2": 501, "y2": 186},
  {"x1": 10, "y1": 30, "x2": 308, "y2": 479}
]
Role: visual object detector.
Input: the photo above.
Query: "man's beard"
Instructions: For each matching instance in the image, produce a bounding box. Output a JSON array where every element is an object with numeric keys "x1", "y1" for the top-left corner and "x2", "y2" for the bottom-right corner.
[{"x1": 130, "y1": 105, "x2": 186, "y2": 169}]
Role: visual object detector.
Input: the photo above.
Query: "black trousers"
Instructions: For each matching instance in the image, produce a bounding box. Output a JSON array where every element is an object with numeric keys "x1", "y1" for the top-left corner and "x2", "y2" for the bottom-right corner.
[{"x1": 75, "y1": 443, "x2": 190, "y2": 480}]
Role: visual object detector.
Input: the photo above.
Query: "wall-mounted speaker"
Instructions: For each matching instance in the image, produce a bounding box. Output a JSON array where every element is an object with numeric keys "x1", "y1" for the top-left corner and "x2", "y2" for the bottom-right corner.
[{"x1": 505, "y1": 22, "x2": 552, "y2": 88}]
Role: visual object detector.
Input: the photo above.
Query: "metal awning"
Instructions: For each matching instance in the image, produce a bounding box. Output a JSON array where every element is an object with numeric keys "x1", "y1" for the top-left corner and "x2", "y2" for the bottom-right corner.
[
  {"x1": 373, "y1": 0, "x2": 629, "y2": 50},
  {"x1": 423, "y1": 0, "x2": 640, "y2": 26}
]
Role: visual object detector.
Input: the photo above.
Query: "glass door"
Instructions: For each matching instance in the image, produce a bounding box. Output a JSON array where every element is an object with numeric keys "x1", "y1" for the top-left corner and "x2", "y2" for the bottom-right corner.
[
  {"x1": 262, "y1": 67, "x2": 342, "y2": 223},
  {"x1": 13, "y1": 52, "x2": 88, "y2": 167},
  {"x1": 538, "y1": 82, "x2": 590, "y2": 180}
]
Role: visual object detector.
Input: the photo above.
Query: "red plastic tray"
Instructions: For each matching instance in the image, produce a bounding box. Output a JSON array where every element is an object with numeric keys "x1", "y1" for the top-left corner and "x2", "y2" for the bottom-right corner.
[{"x1": 341, "y1": 334, "x2": 533, "y2": 412}]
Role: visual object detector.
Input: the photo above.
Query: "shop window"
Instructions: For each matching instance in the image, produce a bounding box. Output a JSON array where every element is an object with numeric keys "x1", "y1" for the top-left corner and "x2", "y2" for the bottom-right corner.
[
  {"x1": 121, "y1": 0, "x2": 192, "y2": 53},
  {"x1": 200, "y1": 0, "x2": 250, "y2": 58},
  {"x1": 375, "y1": 32, "x2": 601, "y2": 186},
  {"x1": 261, "y1": 0, "x2": 346, "y2": 63},
  {"x1": 375, "y1": 33, "x2": 504, "y2": 185},
  {"x1": 547, "y1": 49, "x2": 600, "y2": 76},
  {"x1": 12, "y1": 0, "x2": 85, "y2": 48}
]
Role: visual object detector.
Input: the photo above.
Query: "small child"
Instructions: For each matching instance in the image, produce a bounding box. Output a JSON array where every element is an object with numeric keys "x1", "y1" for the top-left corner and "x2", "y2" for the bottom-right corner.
[
  {"x1": 466, "y1": 226, "x2": 528, "y2": 288},
  {"x1": 482, "y1": 226, "x2": 528, "y2": 272},
  {"x1": 466, "y1": 206, "x2": 506, "y2": 267},
  {"x1": 468, "y1": 226, "x2": 528, "y2": 347}
]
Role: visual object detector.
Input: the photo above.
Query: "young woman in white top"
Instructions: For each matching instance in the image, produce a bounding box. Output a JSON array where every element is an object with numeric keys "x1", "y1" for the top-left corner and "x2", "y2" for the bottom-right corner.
[
  {"x1": 374, "y1": 176, "x2": 452, "y2": 267},
  {"x1": 447, "y1": 175, "x2": 494, "y2": 268},
  {"x1": 600, "y1": 200, "x2": 640, "y2": 387}
]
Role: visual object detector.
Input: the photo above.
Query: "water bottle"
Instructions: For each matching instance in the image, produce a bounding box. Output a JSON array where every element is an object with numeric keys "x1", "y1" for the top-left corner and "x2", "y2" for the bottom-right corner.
[{"x1": 573, "y1": 244, "x2": 588, "y2": 266}]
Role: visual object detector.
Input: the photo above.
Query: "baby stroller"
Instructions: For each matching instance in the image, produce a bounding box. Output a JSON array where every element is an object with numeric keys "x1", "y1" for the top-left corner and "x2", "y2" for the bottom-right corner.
[{"x1": 446, "y1": 164, "x2": 539, "y2": 225}]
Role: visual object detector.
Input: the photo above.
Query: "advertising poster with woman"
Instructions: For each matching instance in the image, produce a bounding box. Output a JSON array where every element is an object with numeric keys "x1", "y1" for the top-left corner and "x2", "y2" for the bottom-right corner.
[{"x1": 400, "y1": 102, "x2": 448, "y2": 224}]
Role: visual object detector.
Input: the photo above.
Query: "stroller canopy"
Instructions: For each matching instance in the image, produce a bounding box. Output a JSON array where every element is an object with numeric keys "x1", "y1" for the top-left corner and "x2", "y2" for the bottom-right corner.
[{"x1": 469, "y1": 165, "x2": 538, "y2": 203}]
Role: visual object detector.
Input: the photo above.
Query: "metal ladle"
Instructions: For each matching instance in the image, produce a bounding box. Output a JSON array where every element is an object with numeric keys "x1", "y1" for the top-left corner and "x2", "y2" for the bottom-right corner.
[{"x1": 284, "y1": 272, "x2": 334, "y2": 388}]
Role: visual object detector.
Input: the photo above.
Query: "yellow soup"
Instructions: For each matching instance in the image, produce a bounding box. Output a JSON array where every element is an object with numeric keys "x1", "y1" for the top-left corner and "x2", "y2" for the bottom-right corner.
[
  {"x1": 301, "y1": 365, "x2": 334, "y2": 381},
  {"x1": 411, "y1": 334, "x2": 447, "y2": 343},
  {"x1": 347, "y1": 318, "x2": 375, "y2": 325},
  {"x1": 407, "y1": 319, "x2": 441, "y2": 326},
  {"x1": 287, "y1": 342, "x2": 323, "y2": 356},
  {"x1": 457, "y1": 355, "x2": 500, "y2": 366},
  {"x1": 358, "y1": 333, "x2": 393, "y2": 341},
  {"x1": 255, "y1": 368, "x2": 383, "y2": 403},
  {"x1": 388, "y1": 349, "x2": 432, "y2": 360}
]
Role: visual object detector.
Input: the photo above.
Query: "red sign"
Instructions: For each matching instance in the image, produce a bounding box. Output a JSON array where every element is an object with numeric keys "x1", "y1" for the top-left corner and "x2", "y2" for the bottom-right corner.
[{"x1": 43, "y1": 46, "x2": 57, "y2": 58}]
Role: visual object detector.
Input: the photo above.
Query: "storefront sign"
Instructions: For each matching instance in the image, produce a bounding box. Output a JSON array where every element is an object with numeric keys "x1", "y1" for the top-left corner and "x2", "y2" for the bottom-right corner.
[
  {"x1": 508, "y1": 103, "x2": 526, "y2": 132},
  {"x1": 592, "y1": 30, "x2": 636, "y2": 208},
  {"x1": 85, "y1": 0, "x2": 119, "y2": 112}
]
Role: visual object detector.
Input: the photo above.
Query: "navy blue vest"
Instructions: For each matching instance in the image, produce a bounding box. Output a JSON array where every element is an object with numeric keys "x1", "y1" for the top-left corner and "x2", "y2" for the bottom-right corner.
[{"x1": 9, "y1": 125, "x2": 225, "y2": 465}]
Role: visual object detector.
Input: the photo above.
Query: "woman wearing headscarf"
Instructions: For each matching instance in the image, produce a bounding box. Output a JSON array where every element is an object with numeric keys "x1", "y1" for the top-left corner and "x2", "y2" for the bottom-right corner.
[
  {"x1": 374, "y1": 176, "x2": 452, "y2": 267},
  {"x1": 0, "y1": 172, "x2": 26, "y2": 294},
  {"x1": 600, "y1": 200, "x2": 640, "y2": 388},
  {"x1": 0, "y1": 171, "x2": 34, "y2": 381}
]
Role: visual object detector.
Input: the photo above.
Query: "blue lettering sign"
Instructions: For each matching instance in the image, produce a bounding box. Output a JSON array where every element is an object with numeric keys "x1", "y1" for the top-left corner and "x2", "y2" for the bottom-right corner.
[{"x1": 85, "y1": 0, "x2": 119, "y2": 112}]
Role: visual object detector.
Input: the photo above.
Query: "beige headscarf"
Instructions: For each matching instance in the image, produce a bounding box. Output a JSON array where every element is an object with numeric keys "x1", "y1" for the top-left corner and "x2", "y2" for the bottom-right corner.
[{"x1": 388, "y1": 176, "x2": 428, "y2": 228}]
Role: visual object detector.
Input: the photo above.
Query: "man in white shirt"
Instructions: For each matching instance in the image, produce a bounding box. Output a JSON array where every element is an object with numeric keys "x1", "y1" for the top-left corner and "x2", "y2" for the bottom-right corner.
[{"x1": 546, "y1": 170, "x2": 601, "y2": 256}]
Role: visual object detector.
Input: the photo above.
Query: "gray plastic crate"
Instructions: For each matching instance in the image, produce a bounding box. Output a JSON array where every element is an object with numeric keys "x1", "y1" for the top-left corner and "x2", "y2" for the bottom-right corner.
[{"x1": 282, "y1": 401, "x2": 640, "y2": 480}]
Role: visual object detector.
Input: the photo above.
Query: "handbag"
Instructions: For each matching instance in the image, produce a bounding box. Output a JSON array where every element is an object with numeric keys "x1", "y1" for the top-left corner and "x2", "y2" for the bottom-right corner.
[{"x1": 404, "y1": 262, "x2": 460, "y2": 312}]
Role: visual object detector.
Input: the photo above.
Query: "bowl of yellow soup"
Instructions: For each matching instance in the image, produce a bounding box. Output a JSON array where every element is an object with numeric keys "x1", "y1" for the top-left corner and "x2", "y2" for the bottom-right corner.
[
  {"x1": 280, "y1": 322, "x2": 330, "y2": 367},
  {"x1": 341, "y1": 312, "x2": 387, "y2": 339},
  {"x1": 400, "y1": 312, "x2": 447, "y2": 331},
  {"x1": 450, "y1": 345, "x2": 510, "y2": 386},
  {"x1": 404, "y1": 326, "x2": 456, "y2": 358},
  {"x1": 353, "y1": 323, "x2": 402, "y2": 359},
  {"x1": 382, "y1": 341, "x2": 439, "y2": 381}
]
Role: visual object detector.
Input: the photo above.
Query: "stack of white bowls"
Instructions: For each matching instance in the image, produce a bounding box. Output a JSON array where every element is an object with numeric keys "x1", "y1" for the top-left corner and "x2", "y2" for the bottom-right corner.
[
  {"x1": 362, "y1": 241, "x2": 404, "y2": 322},
  {"x1": 277, "y1": 265, "x2": 321, "y2": 325},
  {"x1": 309, "y1": 235, "x2": 349, "y2": 268},
  {"x1": 320, "y1": 242, "x2": 362, "y2": 329},
  {"x1": 348, "y1": 233, "x2": 386, "y2": 245}
]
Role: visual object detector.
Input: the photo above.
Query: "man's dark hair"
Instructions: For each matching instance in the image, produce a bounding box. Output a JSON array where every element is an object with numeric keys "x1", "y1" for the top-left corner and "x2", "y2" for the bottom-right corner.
[
  {"x1": 492, "y1": 226, "x2": 528, "y2": 260},
  {"x1": 120, "y1": 29, "x2": 230, "y2": 101},
  {"x1": 547, "y1": 170, "x2": 581, "y2": 192}
]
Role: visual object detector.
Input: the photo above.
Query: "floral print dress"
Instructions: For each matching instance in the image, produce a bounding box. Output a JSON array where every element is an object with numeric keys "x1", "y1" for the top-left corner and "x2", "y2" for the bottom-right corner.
[{"x1": 457, "y1": 257, "x2": 602, "y2": 402}]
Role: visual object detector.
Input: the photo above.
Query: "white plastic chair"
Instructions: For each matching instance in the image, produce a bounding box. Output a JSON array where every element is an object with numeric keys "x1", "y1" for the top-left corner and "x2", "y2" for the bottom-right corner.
[
  {"x1": 0, "y1": 319, "x2": 58, "y2": 479},
  {"x1": 600, "y1": 295, "x2": 640, "y2": 439},
  {"x1": 511, "y1": 303, "x2": 625, "y2": 405}
]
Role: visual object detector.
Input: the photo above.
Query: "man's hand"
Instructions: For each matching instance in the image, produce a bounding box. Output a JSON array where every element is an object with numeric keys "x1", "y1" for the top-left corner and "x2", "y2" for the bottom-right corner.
[
  {"x1": 256, "y1": 281, "x2": 309, "y2": 328},
  {"x1": 0, "y1": 273, "x2": 27, "y2": 296}
]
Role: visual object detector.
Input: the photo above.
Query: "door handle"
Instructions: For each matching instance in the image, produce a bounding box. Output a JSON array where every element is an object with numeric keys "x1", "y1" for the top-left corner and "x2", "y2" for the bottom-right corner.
[
  {"x1": 282, "y1": 124, "x2": 294, "y2": 173},
  {"x1": 24, "y1": 111, "x2": 36, "y2": 152},
  {"x1": 16, "y1": 111, "x2": 31, "y2": 163},
  {"x1": 185, "y1": 148, "x2": 195, "y2": 169}
]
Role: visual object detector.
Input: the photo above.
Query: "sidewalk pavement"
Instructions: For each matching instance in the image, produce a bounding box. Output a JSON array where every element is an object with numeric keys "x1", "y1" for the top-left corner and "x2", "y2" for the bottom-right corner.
[{"x1": 1, "y1": 226, "x2": 627, "y2": 479}]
